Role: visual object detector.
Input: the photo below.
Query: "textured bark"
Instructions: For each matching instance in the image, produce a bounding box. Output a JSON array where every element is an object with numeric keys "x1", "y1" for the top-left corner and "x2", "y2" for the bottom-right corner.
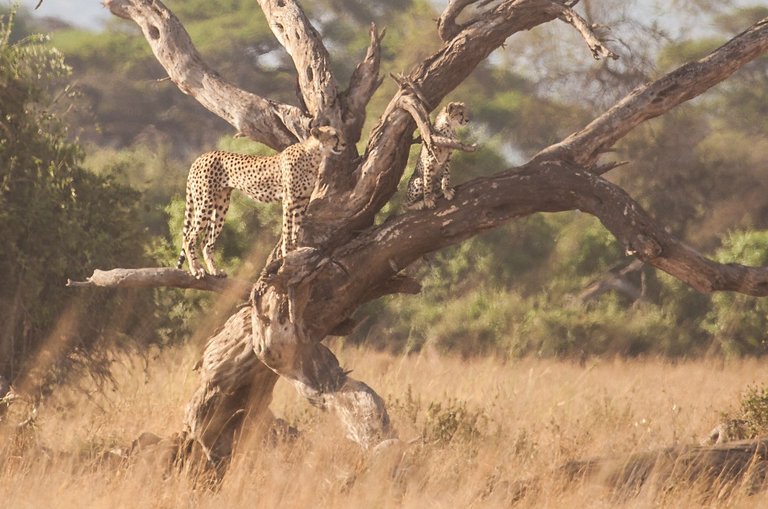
[
  {"x1": 256, "y1": 0, "x2": 341, "y2": 128},
  {"x1": 340, "y1": 24, "x2": 385, "y2": 145},
  {"x1": 89, "y1": 0, "x2": 768, "y2": 473},
  {"x1": 104, "y1": 0, "x2": 309, "y2": 148},
  {"x1": 182, "y1": 307, "x2": 278, "y2": 468},
  {"x1": 67, "y1": 268, "x2": 251, "y2": 297}
]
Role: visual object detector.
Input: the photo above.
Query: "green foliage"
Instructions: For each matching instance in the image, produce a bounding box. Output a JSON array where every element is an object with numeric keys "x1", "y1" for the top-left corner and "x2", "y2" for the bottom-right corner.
[
  {"x1": 0, "y1": 10, "x2": 158, "y2": 383},
  {"x1": 656, "y1": 38, "x2": 723, "y2": 71},
  {"x1": 739, "y1": 384, "x2": 768, "y2": 438},
  {"x1": 704, "y1": 231, "x2": 768, "y2": 356},
  {"x1": 716, "y1": 382, "x2": 768, "y2": 441}
]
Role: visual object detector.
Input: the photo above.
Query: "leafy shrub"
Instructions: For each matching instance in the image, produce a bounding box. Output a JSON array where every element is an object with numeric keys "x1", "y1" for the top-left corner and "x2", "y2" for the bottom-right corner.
[
  {"x1": 424, "y1": 398, "x2": 487, "y2": 445},
  {"x1": 0, "y1": 11, "x2": 158, "y2": 387},
  {"x1": 704, "y1": 230, "x2": 768, "y2": 356},
  {"x1": 740, "y1": 384, "x2": 768, "y2": 437}
]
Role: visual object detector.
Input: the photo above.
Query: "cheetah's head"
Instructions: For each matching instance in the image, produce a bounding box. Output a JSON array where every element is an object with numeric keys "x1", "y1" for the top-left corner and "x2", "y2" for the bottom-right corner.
[
  {"x1": 445, "y1": 102, "x2": 469, "y2": 127},
  {"x1": 310, "y1": 126, "x2": 347, "y2": 156}
]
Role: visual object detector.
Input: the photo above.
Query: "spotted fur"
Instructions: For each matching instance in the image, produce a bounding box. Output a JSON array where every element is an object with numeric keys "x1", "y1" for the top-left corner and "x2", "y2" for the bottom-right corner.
[
  {"x1": 177, "y1": 126, "x2": 346, "y2": 278},
  {"x1": 405, "y1": 102, "x2": 469, "y2": 210}
]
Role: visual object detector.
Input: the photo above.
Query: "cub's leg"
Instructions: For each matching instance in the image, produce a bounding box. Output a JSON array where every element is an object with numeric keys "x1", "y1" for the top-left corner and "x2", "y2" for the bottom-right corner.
[
  {"x1": 404, "y1": 172, "x2": 424, "y2": 210},
  {"x1": 201, "y1": 188, "x2": 232, "y2": 278},
  {"x1": 440, "y1": 160, "x2": 455, "y2": 201},
  {"x1": 405, "y1": 156, "x2": 428, "y2": 210},
  {"x1": 421, "y1": 156, "x2": 438, "y2": 209}
]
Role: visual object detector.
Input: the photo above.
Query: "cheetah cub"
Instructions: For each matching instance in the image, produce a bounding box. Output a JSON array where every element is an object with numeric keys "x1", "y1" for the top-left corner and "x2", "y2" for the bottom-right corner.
[
  {"x1": 405, "y1": 102, "x2": 469, "y2": 210},
  {"x1": 177, "y1": 126, "x2": 346, "y2": 279}
]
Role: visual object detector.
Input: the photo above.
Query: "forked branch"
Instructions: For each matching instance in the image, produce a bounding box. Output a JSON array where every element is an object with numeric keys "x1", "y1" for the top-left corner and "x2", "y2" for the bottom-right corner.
[
  {"x1": 256, "y1": 0, "x2": 341, "y2": 127},
  {"x1": 104, "y1": 0, "x2": 308, "y2": 148},
  {"x1": 437, "y1": 0, "x2": 476, "y2": 41}
]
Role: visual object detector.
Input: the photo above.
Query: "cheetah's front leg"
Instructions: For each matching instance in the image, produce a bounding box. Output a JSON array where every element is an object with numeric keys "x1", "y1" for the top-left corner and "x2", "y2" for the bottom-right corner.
[
  {"x1": 281, "y1": 199, "x2": 308, "y2": 257},
  {"x1": 440, "y1": 159, "x2": 455, "y2": 201},
  {"x1": 422, "y1": 163, "x2": 437, "y2": 209}
]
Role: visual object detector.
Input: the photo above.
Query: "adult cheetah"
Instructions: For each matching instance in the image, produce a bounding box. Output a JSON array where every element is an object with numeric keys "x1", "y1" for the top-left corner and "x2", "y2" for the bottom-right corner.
[{"x1": 177, "y1": 126, "x2": 346, "y2": 278}]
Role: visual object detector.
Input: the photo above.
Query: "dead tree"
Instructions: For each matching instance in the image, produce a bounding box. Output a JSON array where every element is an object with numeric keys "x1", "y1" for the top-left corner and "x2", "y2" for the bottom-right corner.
[{"x1": 74, "y1": 0, "x2": 768, "y2": 469}]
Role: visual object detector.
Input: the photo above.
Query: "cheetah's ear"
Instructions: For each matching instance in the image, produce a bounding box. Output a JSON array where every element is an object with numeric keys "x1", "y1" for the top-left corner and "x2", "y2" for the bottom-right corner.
[
  {"x1": 310, "y1": 126, "x2": 321, "y2": 139},
  {"x1": 447, "y1": 102, "x2": 462, "y2": 114}
]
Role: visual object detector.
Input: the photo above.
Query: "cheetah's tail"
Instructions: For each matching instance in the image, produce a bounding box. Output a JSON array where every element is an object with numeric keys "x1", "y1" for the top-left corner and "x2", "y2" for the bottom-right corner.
[
  {"x1": 176, "y1": 250, "x2": 186, "y2": 269},
  {"x1": 177, "y1": 175, "x2": 195, "y2": 270}
]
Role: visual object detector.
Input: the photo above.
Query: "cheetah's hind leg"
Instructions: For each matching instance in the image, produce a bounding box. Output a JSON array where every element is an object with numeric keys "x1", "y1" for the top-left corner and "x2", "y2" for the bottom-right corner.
[
  {"x1": 183, "y1": 206, "x2": 212, "y2": 279},
  {"x1": 201, "y1": 190, "x2": 231, "y2": 278}
]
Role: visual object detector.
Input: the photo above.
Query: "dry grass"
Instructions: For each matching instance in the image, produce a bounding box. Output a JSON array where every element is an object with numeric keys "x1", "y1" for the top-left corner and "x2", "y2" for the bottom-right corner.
[{"x1": 2, "y1": 343, "x2": 768, "y2": 508}]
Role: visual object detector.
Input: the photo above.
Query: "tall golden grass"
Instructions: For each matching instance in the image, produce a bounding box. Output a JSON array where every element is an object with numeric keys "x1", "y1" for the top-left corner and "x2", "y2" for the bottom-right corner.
[{"x1": 2, "y1": 343, "x2": 767, "y2": 508}]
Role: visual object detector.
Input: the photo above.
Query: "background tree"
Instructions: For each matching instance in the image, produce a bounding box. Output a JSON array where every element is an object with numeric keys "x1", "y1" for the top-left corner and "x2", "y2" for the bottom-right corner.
[{"x1": 0, "y1": 9, "x2": 166, "y2": 393}]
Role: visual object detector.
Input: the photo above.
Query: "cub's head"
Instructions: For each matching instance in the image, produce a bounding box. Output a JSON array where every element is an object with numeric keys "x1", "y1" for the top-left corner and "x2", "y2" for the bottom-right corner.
[
  {"x1": 310, "y1": 126, "x2": 347, "y2": 156},
  {"x1": 444, "y1": 102, "x2": 469, "y2": 127}
]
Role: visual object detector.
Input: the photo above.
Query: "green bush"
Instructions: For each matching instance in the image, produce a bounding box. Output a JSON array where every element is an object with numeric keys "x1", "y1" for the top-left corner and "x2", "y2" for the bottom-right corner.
[
  {"x1": 704, "y1": 230, "x2": 768, "y2": 356},
  {"x1": 0, "y1": 11, "x2": 158, "y2": 386}
]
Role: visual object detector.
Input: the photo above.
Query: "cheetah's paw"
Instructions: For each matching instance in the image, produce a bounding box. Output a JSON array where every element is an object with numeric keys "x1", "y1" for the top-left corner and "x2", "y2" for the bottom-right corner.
[{"x1": 443, "y1": 187, "x2": 455, "y2": 201}]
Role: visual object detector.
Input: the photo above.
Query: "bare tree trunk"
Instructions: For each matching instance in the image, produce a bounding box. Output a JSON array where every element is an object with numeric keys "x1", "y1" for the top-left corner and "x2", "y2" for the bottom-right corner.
[{"x1": 181, "y1": 306, "x2": 278, "y2": 469}]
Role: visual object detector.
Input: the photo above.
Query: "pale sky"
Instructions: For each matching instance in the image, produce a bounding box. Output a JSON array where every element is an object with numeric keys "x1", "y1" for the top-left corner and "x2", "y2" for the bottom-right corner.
[{"x1": 24, "y1": 0, "x2": 110, "y2": 30}]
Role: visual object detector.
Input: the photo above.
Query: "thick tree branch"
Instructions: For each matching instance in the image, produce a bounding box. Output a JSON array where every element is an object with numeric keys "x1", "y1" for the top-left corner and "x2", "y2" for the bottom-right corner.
[
  {"x1": 340, "y1": 23, "x2": 385, "y2": 145},
  {"x1": 66, "y1": 268, "x2": 252, "y2": 298},
  {"x1": 535, "y1": 16, "x2": 768, "y2": 167},
  {"x1": 343, "y1": 161, "x2": 768, "y2": 303},
  {"x1": 437, "y1": 0, "x2": 476, "y2": 42},
  {"x1": 104, "y1": 0, "x2": 308, "y2": 149},
  {"x1": 256, "y1": 0, "x2": 341, "y2": 128}
]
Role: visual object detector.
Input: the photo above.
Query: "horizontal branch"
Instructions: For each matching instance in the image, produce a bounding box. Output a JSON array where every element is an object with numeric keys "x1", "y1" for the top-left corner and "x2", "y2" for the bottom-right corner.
[
  {"x1": 105, "y1": 0, "x2": 308, "y2": 149},
  {"x1": 431, "y1": 135, "x2": 478, "y2": 152},
  {"x1": 536, "y1": 16, "x2": 768, "y2": 166},
  {"x1": 67, "y1": 268, "x2": 252, "y2": 297},
  {"x1": 315, "y1": 160, "x2": 768, "y2": 334}
]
